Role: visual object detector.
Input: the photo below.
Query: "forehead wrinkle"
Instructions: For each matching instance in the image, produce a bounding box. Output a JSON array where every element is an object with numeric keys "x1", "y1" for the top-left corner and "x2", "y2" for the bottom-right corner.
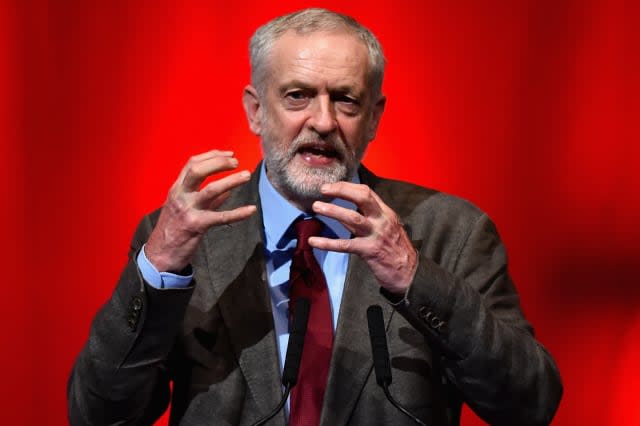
[
  {"x1": 278, "y1": 55, "x2": 367, "y2": 96},
  {"x1": 266, "y1": 30, "x2": 370, "y2": 93},
  {"x1": 292, "y1": 39, "x2": 367, "y2": 70}
]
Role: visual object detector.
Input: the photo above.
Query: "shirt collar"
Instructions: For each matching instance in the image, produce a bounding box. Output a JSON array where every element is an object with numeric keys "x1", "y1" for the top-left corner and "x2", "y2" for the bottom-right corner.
[{"x1": 259, "y1": 163, "x2": 358, "y2": 249}]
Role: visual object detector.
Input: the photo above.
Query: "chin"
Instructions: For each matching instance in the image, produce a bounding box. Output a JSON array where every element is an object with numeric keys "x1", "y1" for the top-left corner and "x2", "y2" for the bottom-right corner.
[
  {"x1": 264, "y1": 144, "x2": 361, "y2": 208},
  {"x1": 288, "y1": 168, "x2": 342, "y2": 197},
  {"x1": 277, "y1": 162, "x2": 350, "y2": 207}
]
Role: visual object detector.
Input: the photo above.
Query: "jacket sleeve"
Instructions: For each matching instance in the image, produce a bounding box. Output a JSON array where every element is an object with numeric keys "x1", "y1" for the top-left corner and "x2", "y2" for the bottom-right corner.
[
  {"x1": 67, "y1": 214, "x2": 195, "y2": 426},
  {"x1": 390, "y1": 213, "x2": 562, "y2": 426}
]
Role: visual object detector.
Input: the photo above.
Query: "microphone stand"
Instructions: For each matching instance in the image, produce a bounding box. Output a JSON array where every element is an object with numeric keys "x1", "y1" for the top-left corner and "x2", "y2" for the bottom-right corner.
[
  {"x1": 367, "y1": 305, "x2": 427, "y2": 426},
  {"x1": 251, "y1": 384, "x2": 292, "y2": 426}
]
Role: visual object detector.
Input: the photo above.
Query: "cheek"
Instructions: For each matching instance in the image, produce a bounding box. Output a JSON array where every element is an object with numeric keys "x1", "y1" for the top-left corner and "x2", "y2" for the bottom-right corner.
[
  {"x1": 280, "y1": 113, "x2": 310, "y2": 143},
  {"x1": 339, "y1": 118, "x2": 369, "y2": 147}
]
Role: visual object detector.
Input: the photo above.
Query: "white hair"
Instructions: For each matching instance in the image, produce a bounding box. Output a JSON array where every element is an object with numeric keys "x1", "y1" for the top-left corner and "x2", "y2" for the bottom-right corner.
[{"x1": 249, "y1": 8, "x2": 386, "y2": 97}]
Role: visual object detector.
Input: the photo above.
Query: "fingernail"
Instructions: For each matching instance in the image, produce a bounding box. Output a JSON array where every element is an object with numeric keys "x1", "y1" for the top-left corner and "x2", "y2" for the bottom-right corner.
[
  {"x1": 320, "y1": 184, "x2": 329, "y2": 193},
  {"x1": 230, "y1": 158, "x2": 239, "y2": 166},
  {"x1": 241, "y1": 170, "x2": 251, "y2": 178}
]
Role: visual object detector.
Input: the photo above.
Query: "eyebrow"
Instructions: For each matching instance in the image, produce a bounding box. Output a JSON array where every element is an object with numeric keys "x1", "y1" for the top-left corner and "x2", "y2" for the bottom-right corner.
[
  {"x1": 278, "y1": 80, "x2": 364, "y2": 98},
  {"x1": 278, "y1": 81, "x2": 316, "y2": 95}
]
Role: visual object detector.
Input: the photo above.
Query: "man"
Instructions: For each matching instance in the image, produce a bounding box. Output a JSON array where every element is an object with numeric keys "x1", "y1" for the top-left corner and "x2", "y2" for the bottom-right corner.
[{"x1": 68, "y1": 8, "x2": 562, "y2": 426}]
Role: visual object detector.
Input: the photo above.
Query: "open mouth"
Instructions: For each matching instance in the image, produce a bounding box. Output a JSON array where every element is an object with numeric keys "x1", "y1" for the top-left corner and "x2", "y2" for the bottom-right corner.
[
  {"x1": 296, "y1": 142, "x2": 342, "y2": 166},
  {"x1": 300, "y1": 146, "x2": 338, "y2": 157}
]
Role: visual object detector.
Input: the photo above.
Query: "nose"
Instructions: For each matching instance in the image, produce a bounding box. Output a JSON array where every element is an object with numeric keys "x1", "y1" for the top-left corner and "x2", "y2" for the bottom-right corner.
[{"x1": 307, "y1": 95, "x2": 337, "y2": 135}]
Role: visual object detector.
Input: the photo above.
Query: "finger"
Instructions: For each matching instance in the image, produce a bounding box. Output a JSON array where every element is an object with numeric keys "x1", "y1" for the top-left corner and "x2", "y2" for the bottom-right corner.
[
  {"x1": 199, "y1": 205, "x2": 257, "y2": 227},
  {"x1": 175, "y1": 150, "x2": 234, "y2": 183},
  {"x1": 194, "y1": 170, "x2": 251, "y2": 208},
  {"x1": 190, "y1": 149, "x2": 234, "y2": 163},
  {"x1": 368, "y1": 190, "x2": 396, "y2": 217},
  {"x1": 180, "y1": 155, "x2": 240, "y2": 192},
  {"x1": 308, "y1": 236, "x2": 369, "y2": 255},
  {"x1": 206, "y1": 191, "x2": 231, "y2": 211},
  {"x1": 320, "y1": 182, "x2": 382, "y2": 217},
  {"x1": 189, "y1": 149, "x2": 233, "y2": 162},
  {"x1": 312, "y1": 201, "x2": 372, "y2": 235}
]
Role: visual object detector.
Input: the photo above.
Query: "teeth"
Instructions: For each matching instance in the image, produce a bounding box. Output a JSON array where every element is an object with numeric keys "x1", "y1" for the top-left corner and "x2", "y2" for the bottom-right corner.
[{"x1": 298, "y1": 144, "x2": 338, "y2": 158}]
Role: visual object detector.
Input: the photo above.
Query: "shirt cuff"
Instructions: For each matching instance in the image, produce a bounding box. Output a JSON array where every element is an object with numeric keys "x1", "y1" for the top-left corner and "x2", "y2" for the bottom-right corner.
[{"x1": 137, "y1": 244, "x2": 194, "y2": 289}]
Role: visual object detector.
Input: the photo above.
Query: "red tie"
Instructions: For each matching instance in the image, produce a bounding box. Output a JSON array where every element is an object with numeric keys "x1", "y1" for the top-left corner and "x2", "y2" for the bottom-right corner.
[{"x1": 288, "y1": 218, "x2": 333, "y2": 426}]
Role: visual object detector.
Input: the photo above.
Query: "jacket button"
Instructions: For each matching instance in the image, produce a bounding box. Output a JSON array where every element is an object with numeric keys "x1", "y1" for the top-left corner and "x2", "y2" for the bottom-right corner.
[
  {"x1": 418, "y1": 306, "x2": 429, "y2": 320},
  {"x1": 429, "y1": 316, "x2": 441, "y2": 329},
  {"x1": 417, "y1": 306, "x2": 446, "y2": 332},
  {"x1": 132, "y1": 296, "x2": 143, "y2": 311}
]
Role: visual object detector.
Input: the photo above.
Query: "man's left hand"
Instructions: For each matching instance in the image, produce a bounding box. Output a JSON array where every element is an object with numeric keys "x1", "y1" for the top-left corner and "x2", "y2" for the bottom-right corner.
[{"x1": 309, "y1": 182, "x2": 418, "y2": 295}]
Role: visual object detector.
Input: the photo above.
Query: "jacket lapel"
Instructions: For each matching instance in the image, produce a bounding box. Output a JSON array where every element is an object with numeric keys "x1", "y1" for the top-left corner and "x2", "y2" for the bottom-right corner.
[{"x1": 202, "y1": 169, "x2": 285, "y2": 422}]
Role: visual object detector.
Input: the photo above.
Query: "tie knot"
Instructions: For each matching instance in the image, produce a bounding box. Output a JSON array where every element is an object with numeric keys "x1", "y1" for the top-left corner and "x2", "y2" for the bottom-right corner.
[{"x1": 294, "y1": 218, "x2": 323, "y2": 251}]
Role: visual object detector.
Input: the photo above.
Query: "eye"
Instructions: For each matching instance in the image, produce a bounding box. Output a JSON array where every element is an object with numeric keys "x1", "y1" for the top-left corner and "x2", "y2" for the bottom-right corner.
[
  {"x1": 285, "y1": 90, "x2": 310, "y2": 102},
  {"x1": 333, "y1": 93, "x2": 360, "y2": 115},
  {"x1": 287, "y1": 91, "x2": 304, "y2": 99},
  {"x1": 334, "y1": 94, "x2": 359, "y2": 105}
]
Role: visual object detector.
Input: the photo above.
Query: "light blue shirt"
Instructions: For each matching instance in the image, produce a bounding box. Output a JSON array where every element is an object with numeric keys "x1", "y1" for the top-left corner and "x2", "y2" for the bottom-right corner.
[
  {"x1": 138, "y1": 164, "x2": 357, "y2": 375},
  {"x1": 258, "y1": 165, "x2": 357, "y2": 375}
]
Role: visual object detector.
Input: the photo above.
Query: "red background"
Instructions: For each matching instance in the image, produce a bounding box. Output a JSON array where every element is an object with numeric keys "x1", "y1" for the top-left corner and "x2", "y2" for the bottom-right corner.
[{"x1": 2, "y1": 1, "x2": 639, "y2": 425}]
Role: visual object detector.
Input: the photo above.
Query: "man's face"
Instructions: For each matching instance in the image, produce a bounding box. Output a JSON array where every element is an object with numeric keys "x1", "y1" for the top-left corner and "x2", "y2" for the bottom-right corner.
[{"x1": 246, "y1": 30, "x2": 385, "y2": 208}]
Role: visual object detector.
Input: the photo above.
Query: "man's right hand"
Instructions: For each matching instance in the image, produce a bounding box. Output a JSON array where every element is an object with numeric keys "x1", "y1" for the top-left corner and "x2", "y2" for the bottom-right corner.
[{"x1": 145, "y1": 150, "x2": 257, "y2": 273}]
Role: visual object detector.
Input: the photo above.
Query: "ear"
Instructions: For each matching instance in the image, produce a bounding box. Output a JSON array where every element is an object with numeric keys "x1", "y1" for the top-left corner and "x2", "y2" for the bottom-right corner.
[
  {"x1": 242, "y1": 85, "x2": 262, "y2": 135},
  {"x1": 366, "y1": 95, "x2": 386, "y2": 141}
]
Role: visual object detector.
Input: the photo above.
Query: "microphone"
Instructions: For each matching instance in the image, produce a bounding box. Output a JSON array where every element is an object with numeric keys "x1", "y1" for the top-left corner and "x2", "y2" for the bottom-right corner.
[
  {"x1": 251, "y1": 298, "x2": 310, "y2": 426},
  {"x1": 367, "y1": 305, "x2": 393, "y2": 386},
  {"x1": 282, "y1": 297, "x2": 310, "y2": 388},
  {"x1": 367, "y1": 305, "x2": 427, "y2": 426}
]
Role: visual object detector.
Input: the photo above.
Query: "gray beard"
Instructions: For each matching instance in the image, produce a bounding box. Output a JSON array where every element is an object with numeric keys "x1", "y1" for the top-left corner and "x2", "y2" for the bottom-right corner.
[{"x1": 262, "y1": 132, "x2": 366, "y2": 207}]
